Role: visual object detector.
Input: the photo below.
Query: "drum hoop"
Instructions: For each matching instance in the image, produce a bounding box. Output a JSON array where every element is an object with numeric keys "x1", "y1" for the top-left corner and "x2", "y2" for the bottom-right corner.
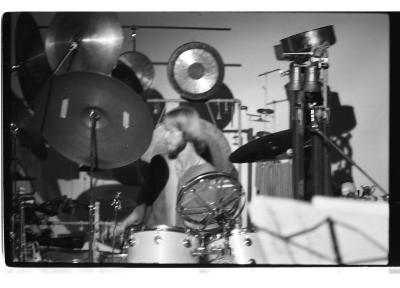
[{"x1": 141, "y1": 225, "x2": 187, "y2": 233}]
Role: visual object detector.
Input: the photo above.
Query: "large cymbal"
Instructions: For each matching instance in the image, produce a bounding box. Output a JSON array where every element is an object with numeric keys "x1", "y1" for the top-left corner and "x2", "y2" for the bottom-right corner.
[
  {"x1": 15, "y1": 12, "x2": 52, "y2": 104},
  {"x1": 229, "y1": 130, "x2": 292, "y2": 163},
  {"x1": 167, "y1": 42, "x2": 224, "y2": 101},
  {"x1": 45, "y1": 12, "x2": 124, "y2": 75},
  {"x1": 32, "y1": 71, "x2": 154, "y2": 169},
  {"x1": 116, "y1": 51, "x2": 155, "y2": 91}
]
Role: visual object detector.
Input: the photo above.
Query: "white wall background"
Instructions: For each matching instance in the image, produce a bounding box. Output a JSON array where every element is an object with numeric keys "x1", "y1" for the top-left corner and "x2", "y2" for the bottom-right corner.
[{"x1": 11, "y1": 12, "x2": 389, "y2": 194}]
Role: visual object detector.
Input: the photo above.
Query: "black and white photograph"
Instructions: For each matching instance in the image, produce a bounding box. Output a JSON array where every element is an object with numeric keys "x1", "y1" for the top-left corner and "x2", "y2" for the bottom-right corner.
[{"x1": 1, "y1": 8, "x2": 394, "y2": 271}]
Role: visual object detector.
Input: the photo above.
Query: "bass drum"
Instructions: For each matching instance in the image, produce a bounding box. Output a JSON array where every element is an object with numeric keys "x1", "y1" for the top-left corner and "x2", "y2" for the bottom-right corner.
[
  {"x1": 206, "y1": 229, "x2": 268, "y2": 264},
  {"x1": 126, "y1": 225, "x2": 200, "y2": 264}
]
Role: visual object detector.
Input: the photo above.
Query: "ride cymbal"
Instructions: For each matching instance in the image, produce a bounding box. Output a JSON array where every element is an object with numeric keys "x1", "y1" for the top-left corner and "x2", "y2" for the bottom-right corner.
[
  {"x1": 167, "y1": 42, "x2": 224, "y2": 101},
  {"x1": 33, "y1": 71, "x2": 154, "y2": 169},
  {"x1": 229, "y1": 130, "x2": 292, "y2": 163},
  {"x1": 45, "y1": 12, "x2": 124, "y2": 75}
]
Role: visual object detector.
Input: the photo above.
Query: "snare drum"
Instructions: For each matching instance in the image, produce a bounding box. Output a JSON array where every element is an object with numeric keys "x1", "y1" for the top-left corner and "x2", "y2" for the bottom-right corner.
[
  {"x1": 126, "y1": 225, "x2": 200, "y2": 263},
  {"x1": 207, "y1": 229, "x2": 268, "y2": 264}
]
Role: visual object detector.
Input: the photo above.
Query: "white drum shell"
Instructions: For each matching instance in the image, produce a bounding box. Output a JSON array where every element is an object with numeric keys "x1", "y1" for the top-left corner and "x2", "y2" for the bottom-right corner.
[
  {"x1": 126, "y1": 226, "x2": 200, "y2": 264},
  {"x1": 207, "y1": 229, "x2": 268, "y2": 264}
]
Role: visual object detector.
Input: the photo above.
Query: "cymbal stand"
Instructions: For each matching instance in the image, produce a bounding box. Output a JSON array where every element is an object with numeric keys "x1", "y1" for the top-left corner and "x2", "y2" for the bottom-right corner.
[
  {"x1": 10, "y1": 123, "x2": 37, "y2": 262},
  {"x1": 10, "y1": 123, "x2": 24, "y2": 261},
  {"x1": 39, "y1": 42, "x2": 78, "y2": 133},
  {"x1": 88, "y1": 109, "x2": 100, "y2": 263},
  {"x1": 111, "y1": 192, "x2": 122, "y2": 257}
]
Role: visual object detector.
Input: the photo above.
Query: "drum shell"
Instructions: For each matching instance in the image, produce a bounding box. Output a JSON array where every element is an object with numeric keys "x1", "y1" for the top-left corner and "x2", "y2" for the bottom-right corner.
[
  {"x1": 100, "y1": 252, "x2": 128, "y2": 263},
  {"x1": 126, "y1": 225, "x2": 200, "y2": 264},
  {"x1": 206, "y1": 229, "x2": 268, "y2": 264}
]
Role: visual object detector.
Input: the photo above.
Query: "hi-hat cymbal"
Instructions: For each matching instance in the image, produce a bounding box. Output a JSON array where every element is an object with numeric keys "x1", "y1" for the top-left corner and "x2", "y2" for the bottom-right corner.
[
  {"x1": 15, "y1": 12, "x2": 52, "y2": 104},
  {"x1": 167, "y1": 42, "x2": 224, "y2": 101},
  {"x1": 229, "y1": 130, "x2": 292, "y2": 163},
  {"x1": 45, "y1": 12, "x2": 124, "y2": 75},
  {"x1": 32, "y1": 71, "x2": 154, "y2": 169},
  {"x1": 116, "y1": 51, "x2": 155, "y2": 91}
]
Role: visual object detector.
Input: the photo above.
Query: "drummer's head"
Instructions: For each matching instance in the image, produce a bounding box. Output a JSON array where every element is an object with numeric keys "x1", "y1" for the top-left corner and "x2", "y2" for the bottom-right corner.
[{"x1": 163, "y1": 107, "x2": 204, "y2": 159}]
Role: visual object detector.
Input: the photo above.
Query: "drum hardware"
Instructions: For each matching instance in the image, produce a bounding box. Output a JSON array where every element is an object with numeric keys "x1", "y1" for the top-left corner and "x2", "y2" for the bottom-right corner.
[
  {"x1": 110, "y1": 192, "x2": 123, "y2": 258},
  {"x1": 32, "y1": 70, "x2": 153, "y2": 262},
  {"x1": 310, "y1": 125, "x2": 389, "y2": 197},
  {"x1": 216, "y1": 102, "x2": 222, "y2": 120}
]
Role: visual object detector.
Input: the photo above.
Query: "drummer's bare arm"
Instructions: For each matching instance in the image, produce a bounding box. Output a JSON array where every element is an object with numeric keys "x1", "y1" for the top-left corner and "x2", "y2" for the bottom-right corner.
[
  {"x1": 119, "y1": 203, "x2": 146, "y2": 229},
  {"x1": 102, "y1": 204, "x2": 147, "y2": 239}
]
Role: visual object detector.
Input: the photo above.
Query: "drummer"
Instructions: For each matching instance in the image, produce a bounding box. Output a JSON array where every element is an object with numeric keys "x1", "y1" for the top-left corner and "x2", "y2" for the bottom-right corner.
[{"x1": 110, "y1": 107, "x2": 231, "y2": 235}]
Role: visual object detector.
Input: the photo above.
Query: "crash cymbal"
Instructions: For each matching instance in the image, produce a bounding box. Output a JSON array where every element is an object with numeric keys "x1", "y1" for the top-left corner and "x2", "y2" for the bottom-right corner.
[
  {"x1": 45, "y1": 12, "x2": 124, "y2": 75},
  {"x1": 229, "y1": 129, "x2": 292, "y2": 163},
  {"x1": 112, "y1": 58, "x2": 143, "y2": 94},
  {"x1": 167, "y1": 42, "x2": 224, "y2": 101},
  {"x1": 33, "y1": 71, "x2": 154, "y2": 169},
  {"x1": 117, "y1": 51, "x2": 155, "y2": 91},
  {"x1": 180, "y1": 83, "x2": 235, "y2": 130},
  {"x1": 256, "y1": 108, "x2": 274, "y2": 115},
  {"x1": 15, "y1": 12, "x2": 52, "y2": 104}
]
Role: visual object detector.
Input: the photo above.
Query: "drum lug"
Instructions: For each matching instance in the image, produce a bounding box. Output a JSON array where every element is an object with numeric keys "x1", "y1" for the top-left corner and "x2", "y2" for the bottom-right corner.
[
  {"x1": 128, "y1": 237, "x2": 136, "y2": 247},
  {"x1": 154, "y1": 235, "x2": 163, "y2": 244},
  {"x1": 243, "y1": 237, "x2": 252, "y2": 247},
  {"x1": 182, "y1": 238, "x2": 192, "y2": 248}
]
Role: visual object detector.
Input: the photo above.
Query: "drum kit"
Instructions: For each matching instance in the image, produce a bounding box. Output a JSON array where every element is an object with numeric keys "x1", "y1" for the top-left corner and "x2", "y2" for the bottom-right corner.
[{"x1": 7, "y1": 13, "x2": 388, "y2": 265}]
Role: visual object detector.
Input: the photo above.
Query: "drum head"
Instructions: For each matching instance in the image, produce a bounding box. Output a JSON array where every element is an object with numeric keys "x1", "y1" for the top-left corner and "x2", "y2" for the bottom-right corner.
[{"x1": 177, "y1": 172, "x2": 244, "y2": 233}]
